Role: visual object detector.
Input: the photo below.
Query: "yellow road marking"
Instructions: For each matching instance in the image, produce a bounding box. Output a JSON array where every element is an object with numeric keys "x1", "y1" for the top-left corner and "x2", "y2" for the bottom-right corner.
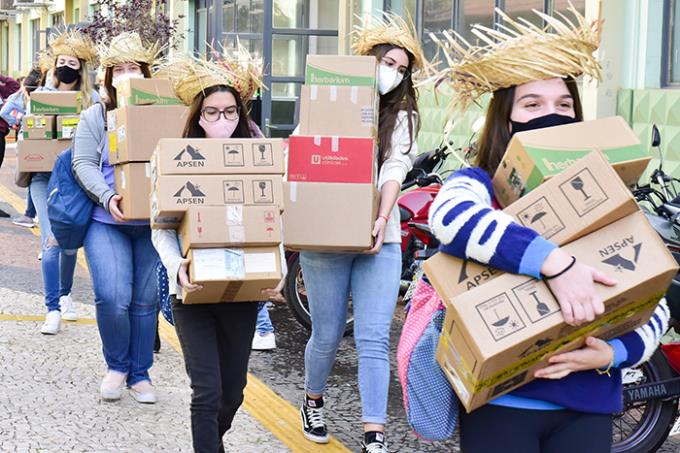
[
  {"x1": 0, "y1": 313, "x2": 96, "y2": 324},
  {"x1": 0, "y1": 183, "x2": 89, "y2": 270},
  {"x1": 1, "y1": 181, "x2": 352, "y2": 453}
]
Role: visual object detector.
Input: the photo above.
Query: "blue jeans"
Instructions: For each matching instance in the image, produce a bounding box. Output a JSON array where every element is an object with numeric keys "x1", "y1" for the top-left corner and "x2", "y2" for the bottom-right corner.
[
  {"x1": 300, "y1": 243, "x2": 401, "y2": 425},
  {"x1": 30, "y1": 172, "x2": 77, "y2": 312},
  {"x1": 25, "y1": 185, "x2": 36, "y2": 218},
  {"x1": 256, "y1": 302, "x2": 274, "y2": 334},
  {"x1": 83, "y1": 220, "x2": 160, "y2": 386}
]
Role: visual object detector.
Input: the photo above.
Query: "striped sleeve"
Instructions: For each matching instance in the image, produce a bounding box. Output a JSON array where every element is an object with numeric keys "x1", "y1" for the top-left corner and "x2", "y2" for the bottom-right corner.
[
  {"x1": 428, "y1": 167, "x2": 557, "y2": 278},
  {"x1": 615, "y1": 299, "x2": 671, "y2": 368}
]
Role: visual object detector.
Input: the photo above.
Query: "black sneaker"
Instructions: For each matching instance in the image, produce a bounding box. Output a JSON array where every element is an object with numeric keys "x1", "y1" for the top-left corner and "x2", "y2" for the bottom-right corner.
[
  {"x1": 362, "y1": 431, "x2": 388, "y2": 453},
  {"x1": 300, "y1": 394, "x2": 329, "y2": 444}
]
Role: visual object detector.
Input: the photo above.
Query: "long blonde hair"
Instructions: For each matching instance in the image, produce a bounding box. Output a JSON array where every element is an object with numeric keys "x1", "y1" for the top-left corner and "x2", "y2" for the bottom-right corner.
[{"x1": 52, "y1": 59, "x2": 95, "y2": 108}]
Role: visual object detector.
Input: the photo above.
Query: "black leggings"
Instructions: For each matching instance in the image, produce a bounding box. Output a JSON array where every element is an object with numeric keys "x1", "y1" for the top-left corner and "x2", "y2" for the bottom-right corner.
[{"x1": 460, "y1": 404, "x2": 613, "y2": 453}]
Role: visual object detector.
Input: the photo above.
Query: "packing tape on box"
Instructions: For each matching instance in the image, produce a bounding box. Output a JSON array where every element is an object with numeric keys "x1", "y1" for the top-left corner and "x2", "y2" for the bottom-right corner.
[
  {"x1": 145, "y1": 163, "x2": 150, "y2": 178},
  {"x1": 331, "y1": 136, "x2": 339, "y2": 152},
  {"x1": 120, "y1": 168, "x2": 127, "y2": 189},
  {"x1": 444, "y1": 291, "x2": 666, "y2": 393},
  {"x1": 330, "y1": 86, "x2": 337, "y2": 102},
  {"x1": 289, "y1": 182, "x2": 297, "y2": 202},
  {"x1": 226, "y1": 205, "x2": 244, "y2": 226},
  {"x1": 310, "y1": 85, "x2": 318, "y2": 101},
  {"x1": 229, "y1": 226, "x2": 246, "y2": 243},
  {"x1": 351, "y1": 86, "x2": 358, "y2": 104},
  {"x1": 313, "y1": 136, "x2": 321, "y2": 147}
]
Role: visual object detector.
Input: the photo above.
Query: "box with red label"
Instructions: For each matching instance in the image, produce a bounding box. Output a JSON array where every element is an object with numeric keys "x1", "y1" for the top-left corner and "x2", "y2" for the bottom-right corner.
[
  {"x1": 287, "y1": 136, "x2": 376, "y2": 184},
  {"x1": 16, "y1": 139, "x2": 67, "y2": 172}
]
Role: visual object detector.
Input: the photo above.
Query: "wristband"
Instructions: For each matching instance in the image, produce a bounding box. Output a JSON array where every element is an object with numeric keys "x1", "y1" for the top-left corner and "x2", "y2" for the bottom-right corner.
[
  {"x1": 596, "y1": 344, "x2": 615, "y2": 377},
  {"x1": 378, "y1": 215, "x2": 389, "y2": 223},
  {"x1": 542, "y1": 256, "x2": 576, "y2": 280}
]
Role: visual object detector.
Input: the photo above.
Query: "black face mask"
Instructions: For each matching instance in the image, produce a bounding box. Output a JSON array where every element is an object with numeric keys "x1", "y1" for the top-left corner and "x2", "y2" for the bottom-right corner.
[
  {"x1": 510, "y1": 113, "x2": 577, "y2": 136},
  {"x1": 55, "y1": 65, "x2": 80, "y2": 85}
]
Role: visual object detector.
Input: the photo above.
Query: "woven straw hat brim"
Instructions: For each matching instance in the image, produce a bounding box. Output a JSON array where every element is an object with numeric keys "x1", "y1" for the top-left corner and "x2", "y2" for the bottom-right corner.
[
  {"x1": 352, "y1": 13, "x2": 426, "y2": 71},
  {"x1": 425, "y1": 4, "x2": 602, "y2": 113},
  {"x1": 47, "y1": 29, "x2": 98, "y2": 65},
  {"x1": 164, "y1": 43, "x2": 264, "y2": 106},
  {"x1": 98, "y1": 32, "x2": 162, "y2": 68}
]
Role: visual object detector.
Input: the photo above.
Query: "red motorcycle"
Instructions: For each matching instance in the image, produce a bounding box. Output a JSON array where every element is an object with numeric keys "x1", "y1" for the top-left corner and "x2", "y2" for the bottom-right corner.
[{"x1": 283, "y1": 143, "x2": 453, "y2": 335}]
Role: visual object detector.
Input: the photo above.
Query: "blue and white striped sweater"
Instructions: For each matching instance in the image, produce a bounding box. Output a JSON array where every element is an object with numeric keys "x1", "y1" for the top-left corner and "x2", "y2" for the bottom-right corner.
[{"x1": 429, "y1": 167, "x2": 670, "y2": 414}]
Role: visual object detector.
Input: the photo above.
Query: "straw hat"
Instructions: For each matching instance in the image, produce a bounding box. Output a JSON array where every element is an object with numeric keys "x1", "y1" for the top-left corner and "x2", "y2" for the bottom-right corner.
[
  {"x1": 164, "y1": 42, "x2": 264, "y2": 106},
  {"x1": 98, "y1": 32, "x2": 162, "y2": 68},
  {"x1": 352, "y1": 12, "x2": 426, "y2": 71},
  {"x1": 428, "y1": 4, "x2": 603, "y2": 112},
  {"x1": 48, "y1": 29, "x2": 97, "y2": 65}
]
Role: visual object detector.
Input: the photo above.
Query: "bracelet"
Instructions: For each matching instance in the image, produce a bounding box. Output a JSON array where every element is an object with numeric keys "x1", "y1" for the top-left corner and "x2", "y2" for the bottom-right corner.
[
  {"x1": 542, "y1": 256, "x2": 576, "y2": 280},
  {"x1": 596, "y1": 344, "x2": 615, "y2": 377},
  {"x1": 378, "y1": 215, "x2": 390, "y2": 223}
]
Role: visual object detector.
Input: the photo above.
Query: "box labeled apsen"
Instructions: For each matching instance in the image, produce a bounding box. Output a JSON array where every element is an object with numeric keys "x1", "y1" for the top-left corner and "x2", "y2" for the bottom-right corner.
[
  {"x1": 114, "y1": 163, "x2": 151, "y2": 220},
  {"x1": 152, "y1": 138, "x2": 285, "y2": 176},
  {"x1": 305, "y1": 55, "x2": 377, "y2": 87},
  {"x1": 21, "y1": 115, "x2": 55, "y2": 140},
  {"x1": 282, "y1": 182, "x2": 379, "y2": 251},
  {"x1": 493, "y1": 117, "x2": 651, "y2": 207},
  {"x1": 178, "y1": 205, "x2": 282, "y2": 256},
  {"x1": 116, "y1": 78, "x2": 182, "y2": 107},
  {"x1": 108, "y1": 105, "x2": 187, "y2": 164},
  {"x1": 183, "y1": 247, "x2": 283, "y2": 304},
  {"x1": 151, "y1": 174, "x2": 285, "y2": 229},
  {"x1": 16, "y1": 140, "x2": 67, "y2": 172},
  {"x1": 30, "y1": 91, "x2": 81, "y2": 115},
  {"x1": 437, "y1": 211, "x2": 678, "y2": 412},
  {"x1": 424, "y1": 151, "x2": 640, "y2": 299},
  {"x1": 299, "y1": 85, "x2": 378, "y2": 138},
  {"x1": 56, "y1": 115, "x2": 80, "y2": 140},
  {"x1": 287, "y1": 136, "x2": 376, "y2": 184}
]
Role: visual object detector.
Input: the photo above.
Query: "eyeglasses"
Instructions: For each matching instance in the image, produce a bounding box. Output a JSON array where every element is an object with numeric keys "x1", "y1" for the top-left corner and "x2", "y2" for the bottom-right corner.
[
  {"x1": 380, "y1": 57, "x2": 410, "y2": 79},
  {"x1": 201, "y1": 106, "x2": 240, "y2": 122}
]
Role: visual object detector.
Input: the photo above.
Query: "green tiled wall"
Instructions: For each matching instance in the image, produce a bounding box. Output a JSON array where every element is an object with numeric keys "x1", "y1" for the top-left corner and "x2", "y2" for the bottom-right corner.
[{"x1": 620, "y1": 88, "x2": 680, "y2": 180}]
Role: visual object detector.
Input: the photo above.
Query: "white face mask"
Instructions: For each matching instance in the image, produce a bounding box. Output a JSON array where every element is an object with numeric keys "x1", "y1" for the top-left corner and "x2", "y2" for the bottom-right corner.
[
  {"x1": 377, "y1": 64, "x2": 404, "y2": 95},
  {"x1": 112, "y1": 72, "x2": 144, "y2": 90}
]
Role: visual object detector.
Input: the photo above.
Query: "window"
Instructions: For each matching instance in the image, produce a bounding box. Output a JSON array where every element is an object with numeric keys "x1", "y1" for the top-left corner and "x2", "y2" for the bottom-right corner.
[
  {"x1": 1, "y1": 24, "x2": 8, "y2": 74},
  {"x1": 51, "y1": 13, "x2": 65, "y2": 29},
  {"x1": 15, "y1": 24, "x2": 21, "y2": 72},
  {"x1": 504, "y1": 0, "x2": 544, "y2": 29},
  {"x1": 74, "y1": 8, "x2": 80, "y2": 23},
  {"x1": 664, "y1": 0, "x2": 680, "y2": 86},
  {"x1": 553, "y1": 0, "x2": 585, "y2": 17},
  {"x1": 30, "y1": 19, "x2": 40, "y2": 61}
]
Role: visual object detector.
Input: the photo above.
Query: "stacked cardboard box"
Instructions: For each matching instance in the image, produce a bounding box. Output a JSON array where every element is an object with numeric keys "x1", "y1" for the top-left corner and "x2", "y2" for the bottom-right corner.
[
  {"x1": 425, "y1": 120, "x2": 676, "y2": 413},
  {"x1": 283, "y1": 55, "x2": 380, "y2": 252},
  {"x1": 17, "y1": 91, "x2": 82, "y2": 172},
  {"x1": 150, "y1": 137, "x2": 286, "y2": 304},
  {"x1": 110, "y1": 78, "x2": 188, "y2": 219}
]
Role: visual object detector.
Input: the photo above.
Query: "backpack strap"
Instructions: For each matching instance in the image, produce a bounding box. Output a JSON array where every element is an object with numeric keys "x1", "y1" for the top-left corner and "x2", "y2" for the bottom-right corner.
[{"x1": 96, "y1": 101, "x2": 108, "y2": 171}]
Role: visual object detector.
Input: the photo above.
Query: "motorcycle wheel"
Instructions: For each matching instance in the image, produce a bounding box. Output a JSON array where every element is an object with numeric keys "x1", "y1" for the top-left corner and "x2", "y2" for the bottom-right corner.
[
  {"x1": 612, "y1": 349, "x2": 679, "y2": 453},
  {"x1": 284, "y1": 253, "x2": 354, "y2": 336}
]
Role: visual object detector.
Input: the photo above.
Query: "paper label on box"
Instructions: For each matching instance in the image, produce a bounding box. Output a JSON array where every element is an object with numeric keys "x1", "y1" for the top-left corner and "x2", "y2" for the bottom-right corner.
[
  {"x1": 558, "y1": 168, "x2": 608, "y2": 217},
  {"x1": 107, "y1": 111, "x2": 116, "y2": 130},
  {"x1": 441, "y1": 357, "x2": 470, "y2": 403},
  {"x1": 145, "y1": 163, "x2": 150, "y2": 177},
  {"x1": 62, "y1": 126, "x2": 75, "y2": 139},
  {"x1": 229, "y1": 226, "x2": 246, "y2": 243},
  {"x1": 516, "y1": 196, "x2": 565, "y2": 239},
  {"x1": 120, "y1": 169, "x2": 127, "y2": 189},
  {"x1": 117, "y1": 125, "x2": 126, "y2": 142},
  {"x1": 193, "y1": 248, "x2": 245, "y2": 280},
  {"x1": 252, "y1": 143, "x2": 274, "y2": 166},
  {"x1": 226, "y1": 205, "x2": 243, "y2": 225},
  {"x1": 329, "y1": 86, "x2": 337, "y2": 102},
  {"x1": 350, "y1": 86, "x2": 358, "y2": 104},
  {"x1": 476, "y1": 293, "x2": 526, "y2": 341},
  {"x1": 244, "y1": 252, "x2": 277, "y2": 274},
  {"x1": 360, "y1": 107, "x2": 374, "y2": 125}
]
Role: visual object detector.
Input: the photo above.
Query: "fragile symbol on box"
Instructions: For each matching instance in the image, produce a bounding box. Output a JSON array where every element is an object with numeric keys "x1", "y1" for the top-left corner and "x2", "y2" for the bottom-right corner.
[
  {"x1": 559, "y1": 168, "x2": 608, "y2": 217},
  {"x1": 224, "y1": 144, "x2": 245, "y2": 166},
  {"x1": 252, "y1": 143, "x2": 274, "y2": 166},
  {"x1": 476, "y1": 294, "x2": 525, "y2": 341},
  {"x1": 517, "y1": 196, "x2": 565, "y2": 239},
  {"x1": 173, "y1": 181, "x2": 206, "y2": 205},
  {"x1": 512, "y1": 279, "x2": 560, "y2": 324},
  {"x1": 252, "y1": 180, "x2": 274, "y2": 203},
  {"x1": 224, "y1": 181, "x2": 245, "y2": 203}
]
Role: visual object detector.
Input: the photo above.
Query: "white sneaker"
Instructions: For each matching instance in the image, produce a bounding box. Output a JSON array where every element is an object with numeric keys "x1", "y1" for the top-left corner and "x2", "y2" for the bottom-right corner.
[
  {"x1": 60, "y1": 294, "x2": 78, "y2": 321},
  {"x1": 129, "y1": 380, "x2": 157, "y2": 404},
  {"x1": 40, "y1": 310, "x2": 61, "y2": 335},
  {"x1": 252, "y1": 332, "x2": 277, "y2": 350},
  {"x1": 100, "y1": 370, "x2": 127, "y2": 402}
]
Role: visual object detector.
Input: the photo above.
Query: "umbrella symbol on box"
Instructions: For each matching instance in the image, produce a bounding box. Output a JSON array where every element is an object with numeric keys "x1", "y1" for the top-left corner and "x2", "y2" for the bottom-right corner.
[
  {"x1": 491, "y1": 309, "x2": 510, "y2": 327},
  {"x1": 226, "y1": 147, "x2": 241, "y2": 163},
  {"x1": 570, "y1": 176, "x2": 591, "y2": 201},
  {"x1": 529, "y1": 211, "x2": 548, "y2": 230}
]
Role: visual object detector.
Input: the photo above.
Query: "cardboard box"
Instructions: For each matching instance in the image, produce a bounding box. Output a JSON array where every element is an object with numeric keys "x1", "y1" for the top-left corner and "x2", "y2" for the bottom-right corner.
[
  {"x1": 493, "y1": 116, "x2": 651, "y2": 207},
  {"x1": 282, "y1": 182, "x2": 379, "y2": 251},
  {"x1": 178, "y1": 205, "x2": 282, "y2": 256},
  {"x1": 108, "y1": 105, "x2": 188, "y2": 164},
  {"x1": 21, "y1": 115, "x2": 55, "y2": 140},
  {"x1": 16, "y1": 139, "x2": 67, "y2": 172},
  {"x1": 30, "y1": 91, "x2": 81, "y2": 115},
  {"x1": 425, "y1": 151, "x2": 640, "y2": 298},
  {"x1": 299, "y1": 85, "x2": 378, "y2": 138},
  {"x1": 114, "y1": 163, "x2": 151, "y2": 220},
  {"x1": 116, "y1": 78, "x2": 182, "y2": 107},
  {"x1": 56, "y1": 115, "x2": 80, "y2": 140},
  {"x1": 151, "y1": 174, "x2": 285, "y2": 229},
  {"x1": 305, "y1": 55, "x2": 377, "y2": 87},
  {"x1": 151, "y1": 138, "x2": 285, "y2": 176},
  {"x1": 287, "y1": 136, "x2": 377, "y2": 184},
  {"x1": 436, "y1": 210, "x2": 678, "y2": 412},
  {"x1": 183, "y1": 246, "x2": 282, "y2": 304}
]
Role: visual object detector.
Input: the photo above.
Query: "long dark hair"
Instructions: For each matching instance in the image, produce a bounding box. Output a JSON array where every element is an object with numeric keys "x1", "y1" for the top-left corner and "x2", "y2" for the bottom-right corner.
[
  {"x1": 475, "y1": 76, "x2": 583, "y2": 175},
  {"x1": 367, "y1": 44, "x2": 420, "y2": 165},
  {"x1": 182, "y1": 85, "x2": 253, "y2": 139},
  {"x1": 103, "y1": 63, "x2": 152, "y2": 111}
]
